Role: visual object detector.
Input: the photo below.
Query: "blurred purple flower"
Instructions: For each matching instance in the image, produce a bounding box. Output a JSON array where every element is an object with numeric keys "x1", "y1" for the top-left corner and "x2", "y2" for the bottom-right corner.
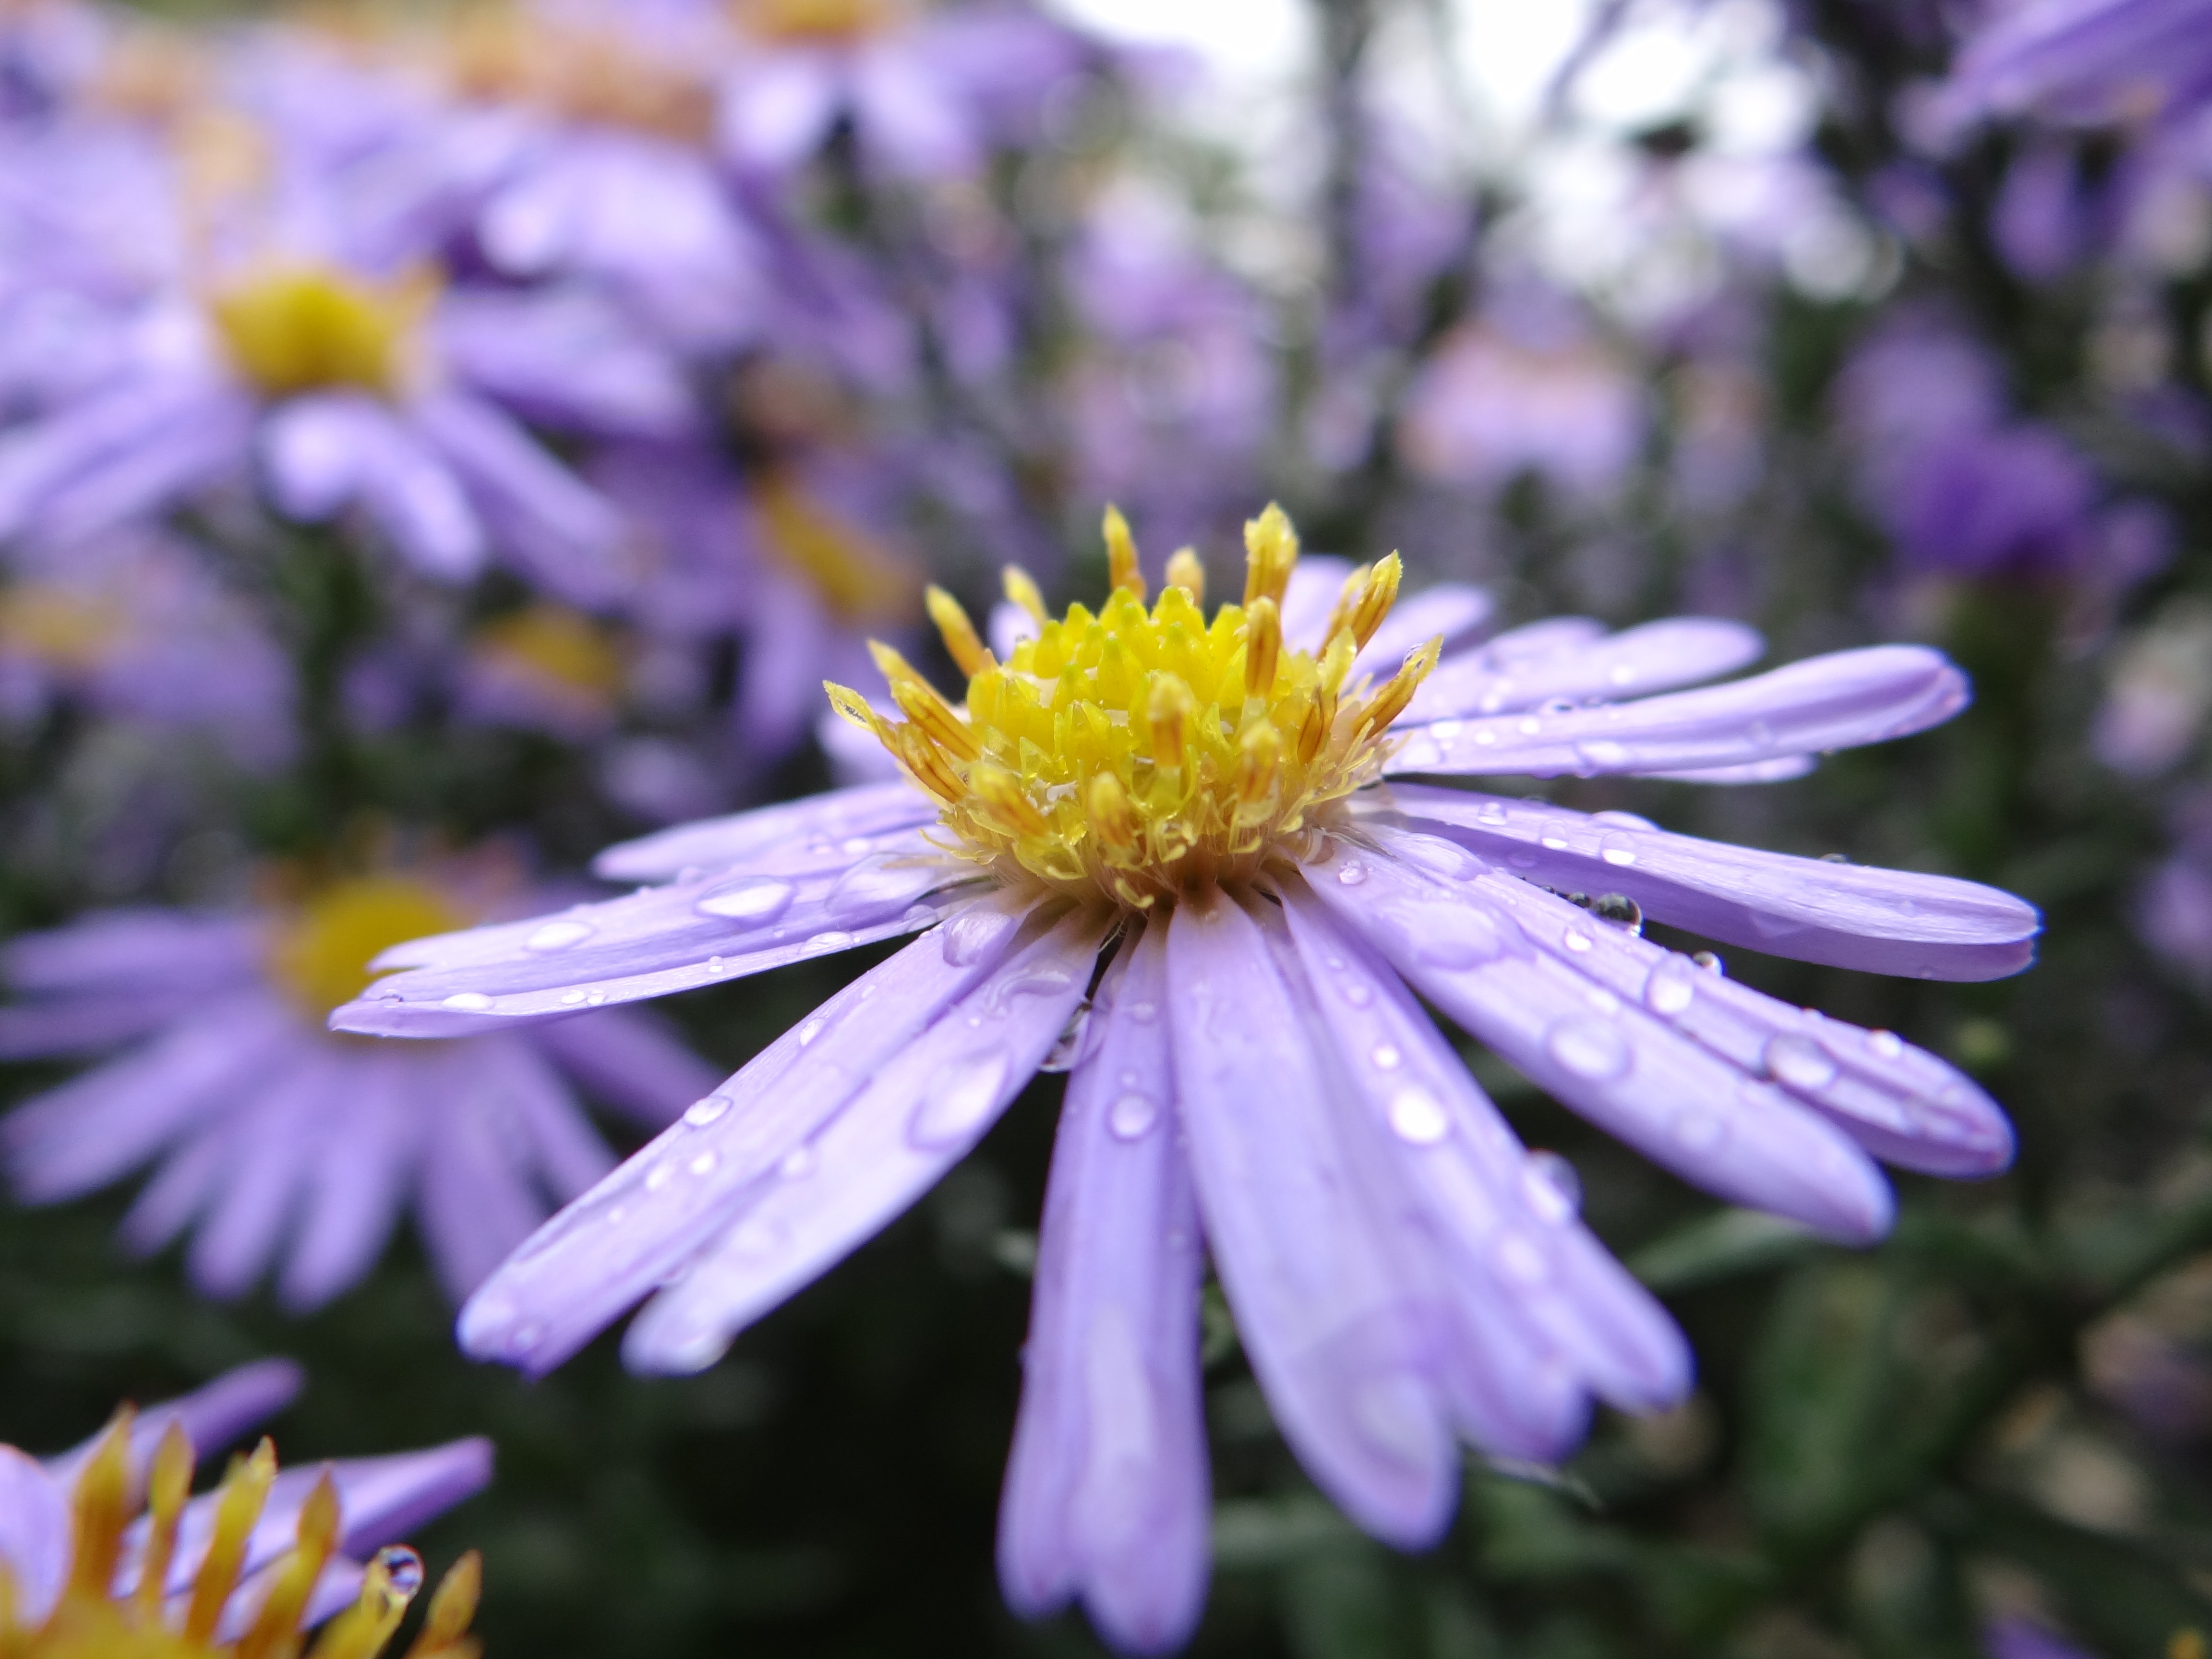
[
  {"x1": 337, "y1": 508, "x2": 2033, "y2": 1653},
  {"x1": 0, "y1": 1358, "x2": 490, "y2": 1641},
  {"x1": 0, "y1": 861, "x2": 717, "y2": 1309},
  {"x1": 2134, "y1": 787, "x2": 2212, "y2": 989},
  {"x1": 1932, "y1": 0, "x2": 2212, "y2": 135},
  {"x1": 1983, "y1": 1616, "x2": 2105, "y2": 1659}
]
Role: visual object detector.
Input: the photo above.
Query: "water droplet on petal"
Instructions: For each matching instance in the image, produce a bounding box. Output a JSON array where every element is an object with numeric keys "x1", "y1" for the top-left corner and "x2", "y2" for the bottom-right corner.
[
  {"x1": 1644, "y1": 958, "x2": 1697, "y2": 1017},
  {"x1": 1599, "y1": 835, "x2": 1639, "y2": 867},
  {"x1": 1388, "y1": 1085, "x2": 1450, "y2": 1144},
  {"x1": 910, "y1": 1050, "x2": 1011, "y2": 1148},
  {"x1": 684, "y1": 1093, "x2": 733, "y2": 1127},
  {"x1": 1336, "y1": 861, "x2": 1369, "y2": 886},
  {"x1": 559, "y1": 990, "x2": 586, "y2": 1006},
  {"x1": 1546, "y1": 1017, "x2": 1631, "y2": 1081},
  {"x1": 1352, "y1": 1373, "x2": 1437, "y2": 1467},
  {"x1": 796, "y1": 1015, "x2": 826, "y2": 1046},
  {"x1": 1476, "y1": 801, "x2": 1509, "y2": 826},
  {"x1": 1517, "y1": 717, "x2": 1542, "y2": 735},
  {"x1": 585, "y1": 991, "x2": 605, "y2": 1005},
  {"x1": 374, "y1": 1547, "x2": 425, "y2": 1598},
  {"x1": 1340, "y1": 980, "x2": 1374, "y2": 1008},
  {"x1": 645, "y1": 1159, "x2": 676, "y2": 1191},
  {"x1": 1692, "y1": 951, "x2": 1724, "y2": 974},
  {"x1": 1108, "y1": 1092, "x2": 1159, "y2": 1140},
  {"x1": 527, "y1": 919, "x2": 595, "y2": 951},
  {"x1": 1765, "y1": 1032, "x2": 1839, "y2": 1090},
  {"x1": 826, "y1": 854, "x2": 946, "y2": 920},
  {"x1": 690, "y1": 1150, "x2": 719, "y2": 1176},
  {"x1": 780, "y1": 1144, "x2": 817, "y2": 1179},
  {"x1": 1576, "y1": 739, "x2": 1631, "y2": 769},
  {"x1": 1521, "y1": 1151, "x2": 1582, "y2": 1223},
  {"x1": 1126, "y1": 999, "x2": 1159, "y2": 1024},
  {"x1": 1562, "y1": 928, "x2": 1593, "y2": 953},
  {"x1": 1039, "y1": 999, "x2": 1093, "y2": 1073},
  {"x1": 1370, "y1": 1042, "x2": 1402, "y2": 1071},
  {"x1": 1430, "y1": 718, "x2": 1463, "y2": 741},
  {"x1": 941, "y1": 905, "x2": 1017, "y2": 966},
  {"x1": 805, "y1": 930, "x2": 856, "y2": 952},
  {"x1": 696, "y1": 877, "x2": 795, "y2": 923},
  {"x1": 442, "y1": 992, "x2": 493, "y2": 1011},
  {"x1": 1589, "y1": 893, "x2": 1642, "y2": 934}
]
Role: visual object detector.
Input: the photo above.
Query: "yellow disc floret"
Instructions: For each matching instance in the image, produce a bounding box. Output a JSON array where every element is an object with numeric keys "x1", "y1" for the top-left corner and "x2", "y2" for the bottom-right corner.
[
  {"x1": 270, "y1": 877, "x2": 471, "y2": 1022},
  {"x1": 210, "y1": 264, "x2": 436, "y2": 400},
  {"x1": 8, "y1": 1409, "x2": 480, "y2": 1659},
  {"x1": 828, "y1": 504, "x2": 1440, "y2": 908}
]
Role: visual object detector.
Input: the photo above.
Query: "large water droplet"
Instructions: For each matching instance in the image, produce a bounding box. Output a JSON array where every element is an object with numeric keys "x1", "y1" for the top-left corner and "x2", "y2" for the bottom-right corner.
[
  {"x1": 696, "y1": 876, "x2": 795, "y2": 923},
  {"x1": 527, "y1": 919, "x2": 595, "y2": 951},
  {"x1": 1521, "y1": 1151, "x2": 1582, "y2": 1223},
  {"x1": 1867, "y1": 1029, "x2": 1904, "y2": 1059},
  {"x1": 1388, "y1": 1085, "x2": 1450, "y2": 1144},
  {"x1": 1370, "y1": 1042, "x2": 1402, "y2": 1071},
  {"x1": 1476, "y1": 800, "x2": 1510, "y2": 826},
  {"x1": 1644, "y1": 958, "x2": 1697, "y2": 1017},
  {"x1": 1562, "y1": 927, "x2": 1593, "y2": 953},
  {"x1": 1108, "y1": 1092, "x2": 1159, "y2": 1140},
  {"x1": 442, "y1": 992, "x2": 493, "y2": 1012},
  {"x1": 805, "y1": 930, "x2": 856, "y2": 952},
  {"x1": 910, "y1": 1051, "x2": 1011, "y2": 1148},
  {"x1": 374, "y1": 1546, "x2": 425, "y2": 1598},
  {"x1": 796, "y1": 1015, "x2": 826, "y2": 1046},
  {"x1": 1589, "y1": 893, "x2": 1642, "y2": 935},
  {"x1": 1765, "y1": 1032, "x2": 1839, "y2": 1091},
  {"x1": 1336, "y1": 861, "x2": 1369, "y2": 886},
  {"x1": 1599, "y1": 835, "x2": 1639, "y2": 867},
  {"x1": 1576, "y1": 739, "x2": 1631, "y2": 769},
  {"x1": 689, "y1": 1150, "x2": 719, "y2": 1177},
  {"x1": 684, "y1": 1093, "x2": 733, "y2": 1127},
  {"x1": 1692, "y1": 950, "x2": 1724, "y2": 974},
  {"x1": 941, "y1": 905, "x2": 1017, "y2": 966},
  {"x1": 1546, "y1": 1017, "x2": 1630, "y2": 1081}
]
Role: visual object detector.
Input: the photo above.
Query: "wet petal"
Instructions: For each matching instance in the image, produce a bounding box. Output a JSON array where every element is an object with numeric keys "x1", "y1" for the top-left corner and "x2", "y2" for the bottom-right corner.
[
  {"x1": 998, "y1": 923, "x2": 1209, "y2": 1656},
  {"x1": 623, "y1": 902, "x2": 1107, "y2": 1373},
  {"x1": 0, "y1": 1448, "x2": 67, "y2": 1621},
  {"x1": 456, "y1": 889, "x2": 1048, "y2": 1373},
  {"x1": 1407, "y1": 617, "x2": 1764, "y2": 722},
  {"x1": 1387, "y1": 646, "x2": 1968, "y2": 779},
  {"x1": 1308, "y1": 833, "x2": 1899, "y2": 1239},
  {"x1": 1274, "y1": 875, "x2": 1690, "y2": 1419},
  {"x1": 590, "y1": 780, "x2": 936, "y2": 883},
  {"x1": 1361, "y1": 783, "x2": 2041, "y2": 982},
  {"x1": 1166, "y1": 889, "x2": 1457, "y2": 1549},
  {"x1": 528, "y1": 1006, "x2": 722, "y2": 1129}
]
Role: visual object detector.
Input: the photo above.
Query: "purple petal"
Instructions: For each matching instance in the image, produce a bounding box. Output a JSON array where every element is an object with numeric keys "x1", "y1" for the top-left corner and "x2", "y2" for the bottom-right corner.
[
  {"x1": 1309, "y1": 834, "x2": 1899, "y2": 1239},
  {"x1": 277, "y1": 1054, "x2": 420, "y2": 1312},
  {"x1": 333, "y1": 836, "x2": 984, "y2": 1036},
  {"x1": 120, "y1": 1127, "x2": 237, "y2": 1258},
  {"x1": 187, "y1": 1056, "x2": 335, "y2": 1299},
  {"x1": 718, "y1": 53, "x2": 842, "y2": 174},
  {"x1": 998, "y1": 923, "x2": 1209, "y2": 1656},
  {"x1": 1, "y1": 909, "x2": 263, "y2": 997},
  {"x1": 621, "y1": 902, "x2": 1107, "y2": 1372},
  {"x1": 346, "y1": 409, "x2": 488, "y2": 584},
  {"x1": 4, "y1": 993, "x2": 301, "y2": 1202},
  {"x1": 0, "y1": 376, "x2": 240, "y2": 541},
  {"x1": 1273, "y1": 876, "x2": 1690, "y2": 1418},
  {"x1": 456, "y1": 889, "x2": 1046, "y2": 1373},
  {"x1": 1407, "y1": 618, "x2": 1763, "y2": 722},
  {"x1": 433, "y1": 287, "x2": 694, "y2": 439},
  {"x1": 259, "y1": 392, "x2": 382, "y2": 519},
  {"x1": 852, "y1": 45, "x2": 977, "y2": 178},
  {"x1": 416, "y1": 1058, "x2": 553, "y2": 1304},
  {"x1": 486, "y1": 1035, "x2": 619, "y2": 1200},
  {"x1": 591, "y1": 781, "x2": 937, "y2": 882},
  {"x1": 528, "y1": 1007, "x2": 721, "y2": 1130},
  {"x1": 0, "y1": 1449, "x2": 67, "y2": 1621},
  {"x1": 1278, "y1": 556, "x2": 1356, "y2": 650},
  {"x1": 1647, "y1": 757, "x2": 1819, "y2": 785},
  {"x1": 1389, "y1": 647, "x2": 1967, "y2": 779},
  {"x1": 31, "y1": 388, "x2": 253, "y2": 546},
  {"x1": 1357, "y1": 583, "x2": 1495, "y2": 677},
  {"x1": 0, "y1": 987, "x2": 216, "y2": 1059},
  {"x1": 1361, "y1": 783, "x2": 2041, "y2": 982},
  {"x1": 1165, "y1": 889, "x2": 1458, "y2": 1548}
]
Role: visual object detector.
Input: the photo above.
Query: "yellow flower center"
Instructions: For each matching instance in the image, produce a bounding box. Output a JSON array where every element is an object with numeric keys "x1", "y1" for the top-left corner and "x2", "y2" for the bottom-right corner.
[
  {"x1": 269, "y1": 877, "x2": 471, "y2": 1022},
  {"x1": 0, "y1": 587, "x2": 127, "y2": 673},
  {"x1": 731, "y1": 0, "x2": 903, "y2": 44},
  {"x1": 752, "y1": 472, "x2": 921, "y2": 626},
  {"x1": 470, "y1": 605, "x2": 627, "y2": 705},
  {"x1": 12, "y1": 1407, "x2": 479, "y2": 1659},
  {"x1": 829, "y1": 505, "x2": 1439, "y2": 908},
  {"x1": 209, "y1": 264, "x2": 435, "y2": 400}
]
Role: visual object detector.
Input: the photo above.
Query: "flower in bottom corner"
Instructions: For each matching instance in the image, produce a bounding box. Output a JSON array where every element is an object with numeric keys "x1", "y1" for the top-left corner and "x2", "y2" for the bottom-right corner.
[
  {"x1": 337, "y1": 505, "x2": 2040, "y2": 1653},
  {"x1": 0, "y1": 852, "x2": 719, "y2": 1309},
  {"x1": 0, "y1": 1358, "x2": 491, "y2": 1656}
]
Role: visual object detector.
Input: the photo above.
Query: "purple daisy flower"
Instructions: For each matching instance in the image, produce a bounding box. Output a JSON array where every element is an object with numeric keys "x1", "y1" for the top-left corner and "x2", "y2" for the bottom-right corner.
[
  {"x1": 1, "y1": 858, "x2": 719, "y2": 1310},
  {"x1": 336, "y1": 507, "x2": 2036, "y2": 1652},
  {"x1": 0, "y1": 1357, "x2": 489, "y2": 1648}
]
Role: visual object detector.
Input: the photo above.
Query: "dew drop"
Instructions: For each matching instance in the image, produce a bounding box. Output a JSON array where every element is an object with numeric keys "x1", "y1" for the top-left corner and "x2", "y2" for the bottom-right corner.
[
  {"x1": 1521, "y1": 1151, "x2": 1582, "y2": 1223},
  {"x1": 1107, "y1": 1092, "x2": 1159, "y2": 1140},
  {"x1": 1430, "y1": 718, "x2": 1463, "y2": 741},
  {"x1": 842, "y1": 836, "x2": 874, "y2": 854},
  {"x1": 689, "y1": 1150, "x2": 719, "y2": 1177},
  {"x1": 1126, "y1": 1000, "x2": 1159, "y2": 1024},
  {"x1": 1370, "y1": 1042, "x2": 1402, "y2": 1072},
  {"x1": 1336, "y1": 861, "x2": 1369, "y2": 886},
  {"x1": 560, "y1": 990, "x2": 586, "y2": 1006},
  {"x1": 941, "y1": 905, "x2": 1017, "y2": 965},
  {"x1": 442, "y1": 992, "x2": 493, "y2": 1011},
  {"x1": 910, "y1": 1050, "x2": 1011, "y2": 1148},
  {"x1": 1387, "y1": 1085, "x2": 1450, "y2": 1144},
  {"x1": 585, "y1": 991, "x2": 605, "y2": 1005},
  {"x1": 374, "y1": 1546, "x2": 425, "y2": 1598},
  {"x1": 1039, "y1": 999, "x2": 1093, "y2": 1073},
  {"x1": 1589, "y1": 893, "x2": 1642, "y2": 935},
  {"x1": 684, "y1": 1093, "x2": 733, "y2": 1127},
  {"x1": 1607, "y1": 661, "x2": 1638, "y2": 686},
  {"x1": 1517, "y1": 717, "x2": 1542, "y2": 735},
  {"x1": 695, "y1": 876, "x2": 795, "y2": 923},
  {"x1": 1867, "y1": 1029, "x2": 1904, "y2": 1059},
  {"x1": 1765, "y1": 1032, "x2": 1839, "y2": 1091},
  {"x1": 730, "y1": 1216, "x2": 784, "y2": 1259},
  {"x1": 1474, "y1": 728, "x2": 1498, "y2": 745},
  {"x1": 1476, "y1": 801, "x2": 1509, "y2": 826},
  {"x1": 1541, "y1": 835, "x2": 1571, "y2": 852},
  {"x1": 1643, "y1": 959, "x2": 1697, "y2": 1017},
  {"x1": 1692, "y1": 950, "x2": 1724, "y2": 974},
  {"x1": 1546, "y1": 1017, "x2": 1630, "y2": 1081},
  {"x1": 805, "y1": 930, "x2": 856, "y2": 952},
  {"x1": 796, "y1": 1016, "x2": 826, "y2": 1046},
  {"x1": 780, "y1": 1144, "x2": 817, "y2": 1179},
  {"x1": 527, "y1": 919, "x2": 595, "y2": 952},
  {"x1": 827, "y1": 854, "x2": 943, "y2": 919},
  {"x1": 1339, "y1": 980, "x2": 1374, "y2": 1008},
  {"x1": 1575, "y1": 739, "x2": 1631, "y2": 769},
  {"x1": 645, "y1": 1160, "x2": 676, "y2": 1191},
  {"x1": 1562, "y1": 928, "x2": 1593, "y2": 953},
  {"x1": 1599, "y1": 836, "x2": 1639, "y2": 867}
]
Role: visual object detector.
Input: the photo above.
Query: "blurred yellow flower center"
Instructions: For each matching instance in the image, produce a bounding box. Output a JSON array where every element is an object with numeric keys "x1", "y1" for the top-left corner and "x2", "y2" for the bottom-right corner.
[
  {"x1": 732, "y1": 0, "x2": 902, "y2": 43},
  {"x1": 210, "y1": 264, "x2": 434, "y2": 400},
  {"x1": 445, "y1": 12, "x2": 717, "y2": 141},
  {"x1": 753, "y1": 473, "x2": 921, "y2": 626},
  {"x1": 830, "y1": 505, "x2": 1439, "y2": 908},
  {"x1": 472, "y1": 605, "x2": 626, "y2": 704},
  {"x1": 271, "y1": 877, "x2": 470, "y2": 1021},
  {"x1": 0, "y1": 587, "x2": 126, "y2": 672},
  {"x1": 11, "y1": 1407, "x2": 479, "y2": 1659}
]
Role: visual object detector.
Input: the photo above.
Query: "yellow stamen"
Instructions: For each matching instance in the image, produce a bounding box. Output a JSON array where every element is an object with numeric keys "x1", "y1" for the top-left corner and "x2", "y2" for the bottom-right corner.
[
  {"x1": 133, "y1": 1422, "x2": 195, "y2": 1621},
  {"x1": 1102, "y1": 505, "x2": 1147, "y2": 602},
  {"x1": 237, "y1": 1473, "x2": 342, "y2": 1659},
  {"x1": 1164, "y1": 547, "x2": 1206, "y2": 604},
  {"x1": 752, "y1": 473, "x2": 920, "y2": 625},
  {"x1": 402, "y1": 1551, "x2": 482, "y2": 1659},
  {"x1": 0, "y1": 586, "x2": 124, "y2": 673},
  {"x1": 303, "y1": 1548, "x2": 422, "y2": 1659},
  {"x1": 211, "y1": 264, "x2": 435, "y2": 399},
  {"x1": 471, "y1": 605, "x2": 626, "y2": 704},
  {"x1": 731, "y1": 0, "x2": 903, "y2": 42},
  {"x1": 836, "y1": 506, "x2": 1438, "y2": 905},
  {"x1": 185, "y1": 1440, "x2": 278, "y2": 1645},
  {"x1": 269, "y1": 876, "x2": 471, "y2": 1022},
  {"x1": 925, "y1": 586, "x2": 993, "y2": 679},
  {"x1": 64, "y1": 1416, "x2": 133, "y2": 1609}
]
